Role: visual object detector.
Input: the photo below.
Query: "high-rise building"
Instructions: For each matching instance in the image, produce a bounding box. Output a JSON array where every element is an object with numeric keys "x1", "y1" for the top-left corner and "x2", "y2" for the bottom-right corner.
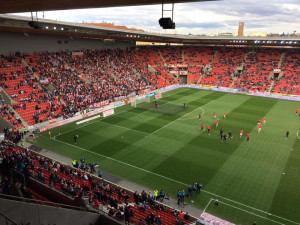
[{"x1": 238, "y1": 22, "x2": 244, "y2": 36}]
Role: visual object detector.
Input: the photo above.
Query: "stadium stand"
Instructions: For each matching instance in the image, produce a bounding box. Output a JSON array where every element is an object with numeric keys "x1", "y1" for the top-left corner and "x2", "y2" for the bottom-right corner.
[
  {"x1": 1, "y1": 47, "x2": 300, "y2": 130},
  {"x1": 0, "y1": 140, "x2": 196, "y2": 225},
  {"x1": 234, "y1": 49, "x2": 282, "y2": 92},
  {"x1": 206, "y1": 48, "x2": 247, "y2": 87},
  {"x1": 272, "y1": 50, "x2": 300, "y2": 95}
]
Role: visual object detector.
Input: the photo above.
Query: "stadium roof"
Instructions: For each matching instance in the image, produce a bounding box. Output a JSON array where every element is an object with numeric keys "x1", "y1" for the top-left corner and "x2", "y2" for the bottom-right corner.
[
  {"x1": 0, "y1": 0, "x2": 215, "y2": 14},
  {"x1": 0, "y1": 14, "x2": 300, "y2": 47}
]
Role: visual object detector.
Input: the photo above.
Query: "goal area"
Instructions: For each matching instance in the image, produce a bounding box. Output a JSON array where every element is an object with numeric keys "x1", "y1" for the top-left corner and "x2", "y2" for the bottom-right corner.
[{"x1": 131, "y1": 97, "x2": 151, "y2": 108}]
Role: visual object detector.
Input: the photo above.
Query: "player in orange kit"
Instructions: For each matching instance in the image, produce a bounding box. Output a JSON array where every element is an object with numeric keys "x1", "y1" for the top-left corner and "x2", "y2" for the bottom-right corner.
[
  {"x1": 240, "y1": 130, "x2": 243, "y2": 138},
  {"x1": 258, "y1": 125, "x2": 262, "y2": 132},
  {"x1": 247, "y1": 133, "x2": 250, "y2": 141}
]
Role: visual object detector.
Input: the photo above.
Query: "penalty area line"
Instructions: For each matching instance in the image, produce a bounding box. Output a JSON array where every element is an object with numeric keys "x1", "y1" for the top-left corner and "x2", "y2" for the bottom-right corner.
[
  {"x1": 52, "y1": 89, "x2": 187, "y2": 139},
  {"x1": 49, "y1": 137, "x2": 299, "y2": 225},
  {"x1": 218, "y1": 200, "x2": 285, "y2": 225}
]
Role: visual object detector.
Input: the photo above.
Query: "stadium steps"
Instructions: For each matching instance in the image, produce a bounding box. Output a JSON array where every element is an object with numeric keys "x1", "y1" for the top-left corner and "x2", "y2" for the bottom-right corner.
[
  {"x1": 278, "y1": 71, "x2": 284, "y2": 79},
  {"x1": 83, "y1": 77, "x2": 91, "y2": 84},
  {"x1": 22, "y1": 58, "x2": 44, "y2": 90},
  {"x1": 211, "y1": 50, "x2": 218, "y2": 64},
  {"x1": 268, "y1": 52, "x2": 285, "y2": 81},
  {"x1": 267, "y1": 80, "x2": 275, "y2": 93},
  {"x1": 229, "y1": 77, "x2": 237, "y2": 88},
  {"x1": 133, "y1": 52, "x2": 153, "y2": 76},
  {"x1": 10, "y1": 106, "x2": 29, "y2": 127},
  {"x1": 182, "y1": 48, "x2": 185, "y2": 63},
  {"x1": 132, "y1": 68, "x2": 141, "y2": 78},
  {"x1": 268, "y1": 71, "x2": 274, "y2": 80},
  {"x1": 278, "y1": 52, "x2": 285, "y2": 68},
  {"x1": 196, "y1": 51, "x2": 217, "y2": 85},
  {"x1": 148, "y1": 65, "x2": 157, "y2": 73},
  {"x1": 22, "y1": 58, "x2": 40, "y2": 80},
  {"x1": 158, "y1": 49, "x2": 167, "y2": 65},
  {"x1": 196, "y1": 73, "x2": 204, "y2": 84},
  {"x1": 0, "y1": 87, "x2": 17, "y2": 104}
]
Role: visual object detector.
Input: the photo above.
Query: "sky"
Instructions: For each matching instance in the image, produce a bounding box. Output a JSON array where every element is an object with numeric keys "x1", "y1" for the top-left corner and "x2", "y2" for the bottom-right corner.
[{"x1": 10, "y1": 0, "x2": 300, "y2": 35}]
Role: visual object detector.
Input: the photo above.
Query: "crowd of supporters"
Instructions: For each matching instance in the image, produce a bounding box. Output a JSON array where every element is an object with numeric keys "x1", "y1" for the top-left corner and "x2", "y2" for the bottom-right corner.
[
  {"x1": 0, "y1": 47, "x2": 300, "y2": 128},
  {"x1": 0, "y1": 139, "x2": 194, "y2": 225}
]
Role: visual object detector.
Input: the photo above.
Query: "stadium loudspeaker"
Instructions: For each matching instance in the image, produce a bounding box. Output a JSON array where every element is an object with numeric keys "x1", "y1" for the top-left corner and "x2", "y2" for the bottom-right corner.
[
  {"x1": 159, "y1": 17, "x2": 175, "y2": 29},
  {"x1": 28, "y1": 21, "x2": 41, "y2": 29}
]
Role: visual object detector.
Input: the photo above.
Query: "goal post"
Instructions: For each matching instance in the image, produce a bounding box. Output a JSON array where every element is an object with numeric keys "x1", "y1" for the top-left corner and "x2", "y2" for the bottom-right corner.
[{"x1": 131, "y1": 97, "x2": 151, "y2": 108}]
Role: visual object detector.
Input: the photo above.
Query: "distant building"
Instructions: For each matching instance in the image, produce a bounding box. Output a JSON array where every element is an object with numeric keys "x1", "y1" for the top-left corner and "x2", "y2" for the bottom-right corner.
[{"x1": 238, "y1": 22, "x2": 244, "y2": 36}]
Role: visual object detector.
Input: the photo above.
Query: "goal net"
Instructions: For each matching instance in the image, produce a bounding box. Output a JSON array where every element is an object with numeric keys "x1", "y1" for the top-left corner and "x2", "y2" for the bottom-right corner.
[{"x1": 131, "y1": 97, "x2": 151, "y2": 108}]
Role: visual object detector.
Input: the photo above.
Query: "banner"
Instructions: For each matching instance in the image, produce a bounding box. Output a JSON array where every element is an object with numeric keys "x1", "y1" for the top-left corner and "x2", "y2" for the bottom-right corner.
[
  {"x1": 40, "y1": 78, "x2": 49, "y2": 85},
  {"x1": 167, "y1": 64, "x2": 188, "y2": 68},
  {"x1": 170, "y1": 71, "x2": 188, "y2": 75},
  {"x1": 49, "y1": 119, "x2": 56, "y2": 124},
  {"x1": 93, "y1": 100, "x2": 109, "y2": 108},
  {"x1": 155, "y1": 93, "x2": 162, "y2": 99},
  {"x1": 103, "y1": 109, "x2": 114, "y2": 117},
  {"x1": 113, "y1": 101, "x2": 125, "y2": 108},
  {"x1": 114, "y1": 96, "x2": 126, "y2": 101},
  {"x1": 274, "y1": 69, "x2": 281, "y2": 73},
  {"x1": 198, "y1": 212, "x2": 235, "y2": 225},
  {"x1": 127, "y1": 92, "x2": 136, "y2": 98},
  {"x1": 76, "y1": 115, "x2": 100, "y2": 125},
  {"x1": 146, "y1": 92, "x2": 156, "y2": 98},
  {"x1": 72, "y1": 52, "x2": 84, "y2": 57},
  {"x1": 139, "y1": 89, "x2": 151, "y2": 95}
]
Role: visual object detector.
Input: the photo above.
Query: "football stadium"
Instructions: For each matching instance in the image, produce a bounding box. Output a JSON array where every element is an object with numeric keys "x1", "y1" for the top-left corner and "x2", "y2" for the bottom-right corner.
[{"x1": 0, "y1": 1, "x2": 299, "y2": 225}]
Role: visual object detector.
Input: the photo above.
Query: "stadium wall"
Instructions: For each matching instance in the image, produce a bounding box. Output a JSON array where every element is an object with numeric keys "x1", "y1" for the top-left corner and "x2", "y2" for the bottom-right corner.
[
  {"x1": 0, "y1": 32, "x2": 135, "y2": 54},
  {"x1": 0, "y1": 197, "x2": 101, "y2": 225}
]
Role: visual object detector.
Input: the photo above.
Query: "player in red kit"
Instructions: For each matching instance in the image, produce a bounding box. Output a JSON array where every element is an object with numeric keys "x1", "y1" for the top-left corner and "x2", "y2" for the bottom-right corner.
[
  {"x1": 216, "y1": 120, "x2": 219, "y2": 127},
  {"x1": 258, "y1": 120, "x2": 261, "y2": 125},
  {"x1": 207, "y1": 125, "x2": 211, "y2": 135},
  {"x1": 201, "y1": 123, "x2": 204, "y2": 131},
  {"x1": 224, "y1": 112, "x2": 226, "y2": 118},
  {"x1": 296, "y1": 109, "x2": 298, "y2": 114},
  {"x1": 213, "y1": 112, "x2": 216, "y2": 119},
  {"x1": 258, "y1": 125, "x2": 262, "y2": 132},
  {"x1": 263, "y1": 118, "x2": 266, "y2": 124},
  {"x1": 240, "y1": 130, "x2": 243, "y2": 138},
  {"x1": 247, "y1": 133, "x2": 250, "y2": 141}
]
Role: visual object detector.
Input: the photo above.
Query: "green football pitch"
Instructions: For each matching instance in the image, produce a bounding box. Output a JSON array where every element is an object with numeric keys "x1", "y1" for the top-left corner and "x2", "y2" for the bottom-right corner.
[{"x1": 34, "y1": 88, "x2": 300, "y2": 225}]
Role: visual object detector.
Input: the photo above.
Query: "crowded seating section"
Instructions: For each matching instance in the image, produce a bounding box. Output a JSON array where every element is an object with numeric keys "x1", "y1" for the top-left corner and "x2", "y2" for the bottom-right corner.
[{"x1": 0, "y1": 47, "x2": 299, "y2": 128}]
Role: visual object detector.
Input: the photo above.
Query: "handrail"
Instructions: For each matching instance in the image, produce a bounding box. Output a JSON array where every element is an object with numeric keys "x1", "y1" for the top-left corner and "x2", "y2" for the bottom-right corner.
[{"x1": 0, "y1": 211, "x2": 18, "y2": 225}]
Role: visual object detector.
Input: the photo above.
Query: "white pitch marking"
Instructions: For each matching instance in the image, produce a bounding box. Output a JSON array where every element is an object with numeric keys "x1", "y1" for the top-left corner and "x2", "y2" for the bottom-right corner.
[
  {"x1": 49, "y1": 137, "x2": 300, "y2": 225},
  {"x1": 218, "y1": 200, "x2": 285, "y2": 225},
  {"x1": 149, "y1": 103, "x2": 213, "y2": 136},
  {"x1": 53, "y1": 89, "x2": 187, "y2": 139},
  {"x1": 178, "y1": 107, "x2": 205, "y2": 121},
  {"x1": 203, "y1": 198, "x2": 213, "y2": 212}
]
